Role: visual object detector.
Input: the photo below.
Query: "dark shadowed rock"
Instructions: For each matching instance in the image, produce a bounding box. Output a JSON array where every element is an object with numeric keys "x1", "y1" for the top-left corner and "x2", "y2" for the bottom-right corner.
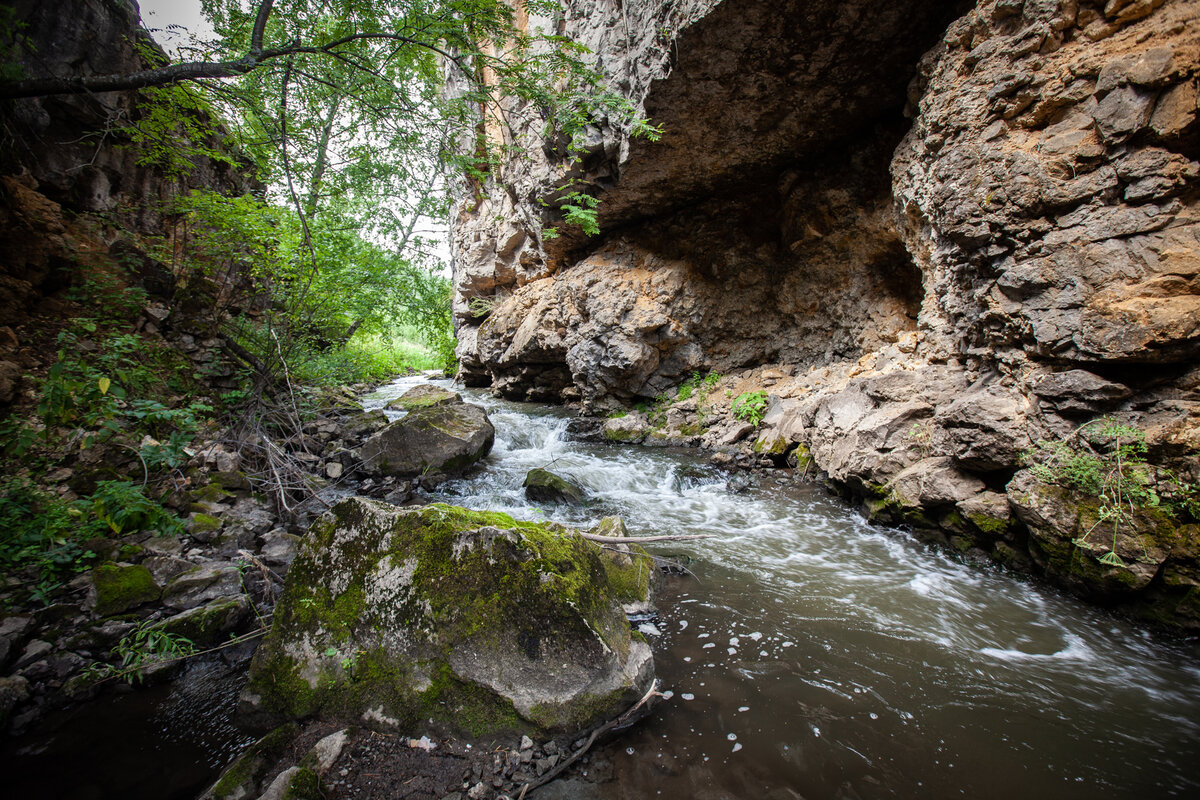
[{"x1": 524, "y1": 469, "x2": 586, "y2": 505}]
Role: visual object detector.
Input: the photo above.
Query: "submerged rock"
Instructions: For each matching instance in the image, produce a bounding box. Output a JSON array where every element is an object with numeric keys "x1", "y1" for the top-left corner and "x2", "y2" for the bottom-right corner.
[
  {"x1": 240, "y1": 498, "x2": 655, "y2": 738},
  {"x1": 523, "y1": 468, "x2": 586, "y2": 505},
  {"x1": 358, "y1": 401, "x2": 495, "y2": 477}
]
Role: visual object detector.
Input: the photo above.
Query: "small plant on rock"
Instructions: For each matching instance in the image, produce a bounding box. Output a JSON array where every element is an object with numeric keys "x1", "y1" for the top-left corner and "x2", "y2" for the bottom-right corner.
[
  {"x1": 1023, "y1": 417, "x2": 1158, "y2": 567},
  {"x1": 732, "y1": 391, "x2": 769, "y2": 427},
  {"x1": 87, "y1": 620, "x2": 196, "y2": 685}
]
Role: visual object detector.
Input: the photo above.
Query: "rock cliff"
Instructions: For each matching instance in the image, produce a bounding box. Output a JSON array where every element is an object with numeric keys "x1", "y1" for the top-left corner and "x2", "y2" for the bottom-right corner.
[
  {"x1": 0, "y1": 0, "x2": 254, "y2": 401},
  {"x1": 452, "y1": 0, "x2": 1200, "y2": 626}
]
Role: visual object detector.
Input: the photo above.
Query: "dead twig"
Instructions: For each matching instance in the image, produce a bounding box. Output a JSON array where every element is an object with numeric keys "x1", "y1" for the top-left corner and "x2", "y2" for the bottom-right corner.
[
  {"x1": 518, "y1": 679, "x2": 663, "y2": 799},
  {"x1": 580, "y1": 532, "x2": 710, "y2": 544}
]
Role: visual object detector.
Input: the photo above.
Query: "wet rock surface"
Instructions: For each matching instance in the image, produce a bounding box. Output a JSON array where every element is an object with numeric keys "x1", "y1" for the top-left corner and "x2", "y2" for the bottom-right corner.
[{"x1": 358, "y1": 398, "x2": 495, "y2": 478}]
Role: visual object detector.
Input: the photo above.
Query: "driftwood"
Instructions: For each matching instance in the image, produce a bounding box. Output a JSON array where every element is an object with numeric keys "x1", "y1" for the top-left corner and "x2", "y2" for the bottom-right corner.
[
  {"x1": 580, "y1": 532, "x2": 709, "y2": 544},
  {"x1": 517, "y1": 679, "x2": 663, "y2": 799}
]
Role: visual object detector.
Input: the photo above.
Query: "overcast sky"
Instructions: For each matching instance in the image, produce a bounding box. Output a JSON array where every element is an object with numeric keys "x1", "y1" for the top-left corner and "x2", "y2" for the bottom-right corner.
[{"x1": 136, "y1": 0, "x2": 213, "y2": 53}]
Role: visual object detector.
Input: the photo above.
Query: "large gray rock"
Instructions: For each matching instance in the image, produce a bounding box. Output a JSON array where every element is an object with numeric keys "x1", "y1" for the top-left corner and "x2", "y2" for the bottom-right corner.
[
  {"x1": 239, "y1": 498, "x2": 655, "y2": 737},
  {"x1": 358, "y1": 401, "x2": 494, "y2": 477}
]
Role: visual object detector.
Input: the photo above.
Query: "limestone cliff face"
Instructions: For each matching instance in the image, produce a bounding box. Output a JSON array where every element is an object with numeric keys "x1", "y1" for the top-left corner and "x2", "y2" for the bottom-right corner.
[{"x1": 453, "y1": 0, "x2": 1200, "y2": 626}]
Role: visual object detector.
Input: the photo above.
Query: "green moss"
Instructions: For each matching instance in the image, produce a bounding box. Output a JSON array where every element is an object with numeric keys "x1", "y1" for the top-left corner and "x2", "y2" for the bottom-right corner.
[
  {"x1": 603, "y1": 427, "x2": 643, "y2": 443},
  {"x1": 524, "y1": 468, "x2": 585, "y2": 504},
  {"x1": 282, "y1": 767, "x2": 324, "y2": 800},
  {"x1": 116, "y1": 543, "x2": 145, "y2": 561},
  {"x1": 526, "y1": 683, "x2": 631, "y2": 731},
  {"x1": 153, "y1": 595, "x2": 247, "y2": 647},
  {"x1": 386, "y1": 385, "x2": 459, "y2": 411},
  {"x1": 246, "y1": 501, "x2": 637, "y2": 736},
  {"x1": 190, "y1": 483, "x2": 233, "y2": 505},
  {"x1": 752, "y1": 435, "x2": 789, "y2": 456},
  {"x1": 92, "y1": 563, "x2": 160, "y2": 617},
  {"x1": 210, "y1": 723, "x2": 299, "y2": 799},
  {"x1": 601, "y1": 545, "x2": 653, "y2": 605},
  {"x1": 188, "y1": 513, "x2": 223, "y2": 535},
  {"x1": 789, "y1": 444, "x2": 813, "y2": 470},
  {"x1": 967, "y1": 512, "x2": 1010, "y2": 537}
]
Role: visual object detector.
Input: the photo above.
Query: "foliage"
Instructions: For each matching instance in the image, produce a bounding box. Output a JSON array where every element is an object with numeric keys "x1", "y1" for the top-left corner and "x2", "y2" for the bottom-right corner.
[
  {"x1": 0, "y1": 479, "x2": 99, "y2": 605},
  {"x1": 35, "y1": 322, "x2": 210, "y2": 469},
  {"x1": 289, "y1": 330, "x2": 444, "y2": 386},
  {"x1": 1023, "y1": 418, "x2": 1159, "y2": 567},
  {"x1": 88, "y1": 620, "x2": 196, "y2": 685},
  {"x1": 542, "y1": 190, "x2": 600, "y2": 239},
  {"x1": 907, "y1": 421, "x2": 933, "y2": 459},
  {"x1": 87, "y1": 480, "x2": 185, "y2": 537},
  {"x1": 732, "y1": 391, "x2": 769, "y2": 427}
]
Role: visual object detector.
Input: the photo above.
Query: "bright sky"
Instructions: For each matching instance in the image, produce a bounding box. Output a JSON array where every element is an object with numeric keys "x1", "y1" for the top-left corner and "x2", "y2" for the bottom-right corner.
[{"x1": 136, "y1": 0, "x2": 213, "y2": 53}]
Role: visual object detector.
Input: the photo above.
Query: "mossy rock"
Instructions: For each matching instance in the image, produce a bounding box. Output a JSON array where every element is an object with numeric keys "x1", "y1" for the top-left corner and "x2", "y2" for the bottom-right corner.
[
  {"x1": 153, "y1": 595, "x2": 252, "y2": 648},
  {"x1": 590, "y1": 518, "x2": 657, "y2": 615},
  {"x1": 385, "y1": 384, "x2": 461, "y2": 411},
  {"x1": 240, "y1": 498, "x2": 654, "y2": 739},
  {"x1": 787, "y1": 444, "x2": 813, "y2": 470},
  {"x1": 91, "y1": 564, "x2": 160, "y2": 617},
  {"x1": 200, "y1": 723, "x2": 299, "y2": 800},
  {"x1": 523, "y1": 468, "x2": 585, "y2": 505},
  {"x1": 752, "y1": 432, "x2": 790, "y2": 457},
  {"x1": 358, "y1": 403, "x2": 494, "y2": 477},
  {"x1": 188, "y1": 513, "x2": 224, "y2": 536}
]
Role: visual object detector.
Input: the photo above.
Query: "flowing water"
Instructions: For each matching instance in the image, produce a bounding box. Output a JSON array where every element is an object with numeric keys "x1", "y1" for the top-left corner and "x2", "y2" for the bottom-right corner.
[{"x1": 366, "y1": 375, "x2": 1200, "y2": 799}]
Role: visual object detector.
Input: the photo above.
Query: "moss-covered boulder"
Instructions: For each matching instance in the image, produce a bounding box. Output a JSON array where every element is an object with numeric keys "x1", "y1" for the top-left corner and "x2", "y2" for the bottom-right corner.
[
  {"x1": 523, "y1": 468, "x2": 586, "y2": 505},
  {"x1": 239, "y1": 498, "x2": 654, "y2": 739},
  {"x1": 90, "y1": 563, "x2": 160, "y2": 617},
  {"x1": 385, "y1": 384, "x2": 461, "y2": 411},
  {"x1": 358, "y1": 401, "x2": 494, "y2": 477},
  {"x1": 199, "y1": 723, "x2": 299, "y2": 800}
]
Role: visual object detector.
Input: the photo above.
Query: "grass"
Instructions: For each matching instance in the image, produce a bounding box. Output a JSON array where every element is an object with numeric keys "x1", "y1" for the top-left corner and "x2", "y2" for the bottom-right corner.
[{"x1": 290, "y1": 330, "x2": 448, "y2": 386}]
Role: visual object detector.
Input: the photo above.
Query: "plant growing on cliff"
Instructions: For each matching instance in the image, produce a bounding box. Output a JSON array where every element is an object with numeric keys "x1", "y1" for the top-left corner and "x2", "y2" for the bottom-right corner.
[
  {"x1": 1023, "y1": 417, "x2": 1158, "y2": 567},
  {"x1": 732, "y1": 391, "x2": 769, "y2": 427}
]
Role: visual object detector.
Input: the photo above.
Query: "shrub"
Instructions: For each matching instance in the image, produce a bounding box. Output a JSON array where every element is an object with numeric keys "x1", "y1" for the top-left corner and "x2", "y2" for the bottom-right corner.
[{"x1": 732, "y1": 391, "x2": 769, "y2": 426}]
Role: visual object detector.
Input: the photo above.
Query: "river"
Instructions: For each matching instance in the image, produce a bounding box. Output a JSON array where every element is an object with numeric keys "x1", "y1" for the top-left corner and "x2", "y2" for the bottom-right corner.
[
  {"x1": 7, "y1": 375, "x2": 1198, "y2": 799},
  {"x1": 365, "y1": 375, "x2": 1200, "y2": 799}
]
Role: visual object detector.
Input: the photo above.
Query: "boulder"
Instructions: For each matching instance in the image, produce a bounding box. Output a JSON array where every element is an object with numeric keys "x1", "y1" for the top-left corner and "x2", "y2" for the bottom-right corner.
[
  {"x1": 239, "y1": 498, "x2": 654, "y2": 738},
  {"x1": 162, "y1": 562, "x2": 243, "y2": 611},
  {"x1": 602, "y1": 413, "x2": 649, "y2": 443},
  {"x1": 386, "y1": 384, "x2": 462, "y2": 411},
  {"x1": 523, "y1": 468, "x2": 586, "y2": 505},
  {"x1": 89, "y1": 564, "x2": 160, "y2": 617},
  {"x1": 358, "y1": 402, "x2": 494, "y2": 477}
]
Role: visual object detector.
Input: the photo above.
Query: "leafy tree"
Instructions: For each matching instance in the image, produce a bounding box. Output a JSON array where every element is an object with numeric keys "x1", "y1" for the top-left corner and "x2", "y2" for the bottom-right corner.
[{"x1": 5, "y1": 0, "x2": 645, "y2": 374}]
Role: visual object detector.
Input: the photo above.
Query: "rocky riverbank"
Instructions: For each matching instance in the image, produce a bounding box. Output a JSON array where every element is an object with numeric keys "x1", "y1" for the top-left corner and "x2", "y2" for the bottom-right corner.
[{"x1": 447, "y1": 0, "x2": 1200, "y2": 631}]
